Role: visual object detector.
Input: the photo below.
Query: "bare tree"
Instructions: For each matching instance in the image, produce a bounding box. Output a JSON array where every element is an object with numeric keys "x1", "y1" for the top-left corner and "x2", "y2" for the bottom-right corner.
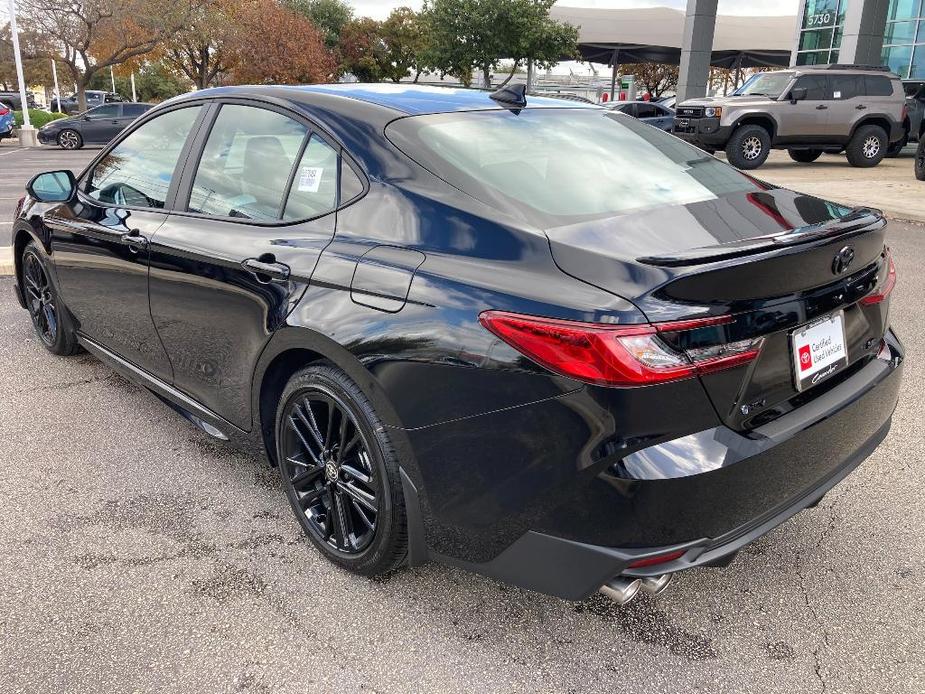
[{"x1": 21, "y1": 0, "x2": 199, "y2": 110}]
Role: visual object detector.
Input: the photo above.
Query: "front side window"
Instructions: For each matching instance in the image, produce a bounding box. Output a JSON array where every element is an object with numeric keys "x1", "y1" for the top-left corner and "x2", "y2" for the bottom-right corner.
[
  {"x1": 386, "y1": 109, "x2": 761, "y2": 226},
  {"x1": 86, "y1": 106, "x2": 201, "y2": 209},
  {"x1": 188, "y1": 105, "x2": 308, "y2": 221},
  {"x1": 88, "y1": 104, "x2": 120, "y2": 119},
  {"x1": 793, "y1": 75, "x2": 831, "y2": 100}
]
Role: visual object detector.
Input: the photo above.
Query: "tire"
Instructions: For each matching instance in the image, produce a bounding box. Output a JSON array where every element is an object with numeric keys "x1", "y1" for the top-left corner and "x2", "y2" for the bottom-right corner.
[
  {"x1": 788, "y1": 148, "x2": 823, "y2": 163},
  {"x1": 725, "y1": 124, "x2": 771, "y2": 170},
  {"x1": 57, "y1": 129, "x2": 83, "y2": 150},
  {"x1": 915, "y1": 139, "x2": 925, "y2": 181},
  {"x1": 845, "y1": 125, "x2": 887, "y2": 167},
  {"x1": 276, "y1": 364, "x2": 408, "y2": 576},
  {"x1": 21, "y1": 243, "x2": 79, "y2": 356}
]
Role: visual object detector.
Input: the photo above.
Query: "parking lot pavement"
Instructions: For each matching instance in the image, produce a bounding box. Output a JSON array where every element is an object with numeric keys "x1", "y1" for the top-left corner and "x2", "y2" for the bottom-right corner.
[
  {"x1": 734, "y1": 147, "x2": 925, "y2": 223},
  {"x1": 0, "y1": 141, "x2": 97, "y2": 246},
  {"x1": 1, "y1": 225, "x2": 924, "y2": 692}
]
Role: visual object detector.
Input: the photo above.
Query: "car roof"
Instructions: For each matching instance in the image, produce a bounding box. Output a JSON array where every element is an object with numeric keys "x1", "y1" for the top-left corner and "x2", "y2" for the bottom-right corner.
[{"x1": 183, "y1": 83, "x2": 601, "y2": 116}]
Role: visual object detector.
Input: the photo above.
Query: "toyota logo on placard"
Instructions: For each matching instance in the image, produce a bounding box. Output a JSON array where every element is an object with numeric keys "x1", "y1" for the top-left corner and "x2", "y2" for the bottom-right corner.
[{"x1": 832, "y1": 246, "x2": 855, "y2": 275}]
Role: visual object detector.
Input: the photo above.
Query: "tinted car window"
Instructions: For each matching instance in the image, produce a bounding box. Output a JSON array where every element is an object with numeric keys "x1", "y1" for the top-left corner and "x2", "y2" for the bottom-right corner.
[
  {"x1": 188, "y1": 105, "x2": 307, "y2": 221},
  {"x1": 864, "y1": 75, "x2": 894, "y2": 96},
  {"x1": 387, "y1": 109, "x2": 761, "y2": 226},
  {"x1": 635, "y1": 104, "x2": 660, "y2": 118},
  {"x1": 341, "y1": 161, "x2": 364, "y2": 203},
  {"x1": 283, "y1": 135, "x2": 339, "y2": 221},
  {"x1": 86, "y1": 106, "x2": 201, "y2": 209},
  {"x1": 831, "y1": 75, "x2": 863, "y2": 99},
  {"x1": 793, "y1": 75, "x2": 831, "y2": 100},
  {"x1": 122, "y1": 103, "x2": 151, "y2": 117},
  {"x1": 88, "y1": 104, "x2": 120, "y2": 118}
]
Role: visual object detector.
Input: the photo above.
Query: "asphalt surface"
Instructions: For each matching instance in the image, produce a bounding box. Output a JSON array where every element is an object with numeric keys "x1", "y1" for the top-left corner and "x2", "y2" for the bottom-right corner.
[
  {"x1": 0, "y1": 141, "x2": 97, "y2": 246},
  {"x1": 1, "y1": 150, "x2": 924, "y2": 694}
]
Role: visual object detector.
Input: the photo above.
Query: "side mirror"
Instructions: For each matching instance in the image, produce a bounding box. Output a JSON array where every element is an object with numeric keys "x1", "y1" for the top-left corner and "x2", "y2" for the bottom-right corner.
[
  {"x1": 26, "y1": 170, "x2": 77, "y2": 203},
  {"x1": 790, "y1": 87, "x2": 808, "y2": 104}
]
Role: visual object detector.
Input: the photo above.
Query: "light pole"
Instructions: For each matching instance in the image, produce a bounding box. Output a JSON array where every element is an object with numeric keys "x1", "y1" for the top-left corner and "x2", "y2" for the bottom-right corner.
[
  {"x1": 7, "y1": 0, "x2": 36, "y2": 145},
  {"x1": 51, "y1": 59, "x2": 61, "y2": 112},
  {"x1": 130, "y1": 72, "x2": 137, "y2": 102},
  {"x1": 110, "y1": 65, "x2": 116, "y2": 93}
]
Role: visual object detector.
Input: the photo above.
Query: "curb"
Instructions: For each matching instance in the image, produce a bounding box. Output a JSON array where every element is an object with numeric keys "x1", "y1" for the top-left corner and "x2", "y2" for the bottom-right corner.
[{"x1": 0, "y1": 247, "x2": 13, "y2": 277}]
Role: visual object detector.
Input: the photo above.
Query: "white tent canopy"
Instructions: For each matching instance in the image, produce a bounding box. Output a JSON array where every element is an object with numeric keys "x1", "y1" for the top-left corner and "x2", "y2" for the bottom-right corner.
[{"x1": 550, "y1": 6, "x2": 795, "y2": 68}]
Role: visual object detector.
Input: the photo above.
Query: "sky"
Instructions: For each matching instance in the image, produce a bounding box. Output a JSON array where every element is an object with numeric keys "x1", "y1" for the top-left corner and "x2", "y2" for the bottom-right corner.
[{"x1": 350, "y1": 0, "x2": 801, "y2": 20}]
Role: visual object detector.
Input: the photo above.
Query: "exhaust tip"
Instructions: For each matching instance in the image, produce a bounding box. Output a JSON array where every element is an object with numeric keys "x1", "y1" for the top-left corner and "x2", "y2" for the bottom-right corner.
[
  {"x1": 640, "y1": 573, "x2": 673, "y2": 596},
  {"x1": 599, "y1": 577, "x2": 642, "y2": 605}
]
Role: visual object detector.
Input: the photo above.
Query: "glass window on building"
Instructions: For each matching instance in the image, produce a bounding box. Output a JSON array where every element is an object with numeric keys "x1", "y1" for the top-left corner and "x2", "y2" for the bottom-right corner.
[
  {"x1": 883, "y1": 44, "x2": 914, "y2": 77},
  {"x1": 912, "y1": 44, "x2": 925, "y2": 78},
  {"x1": 887, "y1": 0, "x2": 922, "y2": 21},
  {"x1": 885, "y1": 20, "x2": 918, "y2": 44},
  {"x1": 798, "y1": 0, "x2": 846, "y2": 65},
  {"x1": 802, "y1": 0, "x2": 842, "y2": 29}
]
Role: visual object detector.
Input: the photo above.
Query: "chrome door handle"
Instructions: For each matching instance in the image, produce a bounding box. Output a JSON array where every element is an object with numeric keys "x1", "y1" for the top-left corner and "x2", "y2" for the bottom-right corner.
[
  {"x1": 816, "y1": 105, "x2": 828, "y2": 110},
  {"x1": 122, "y1": 229, "x2": 148, "y2": 252},
  {"x1": 242, "y1": 257, "x2": 290, "y2": 282},
  {"x1": 856, "y1": 105, "x2": 867, "y2": 110}
]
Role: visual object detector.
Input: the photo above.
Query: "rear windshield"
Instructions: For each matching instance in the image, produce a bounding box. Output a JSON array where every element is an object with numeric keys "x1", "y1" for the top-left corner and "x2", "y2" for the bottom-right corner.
[{"x1": 386, "y1": 108, "x2": 761, "y2": 227}]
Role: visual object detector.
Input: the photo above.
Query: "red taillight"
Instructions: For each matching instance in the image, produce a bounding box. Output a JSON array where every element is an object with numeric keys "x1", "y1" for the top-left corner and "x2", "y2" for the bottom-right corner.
[
  {"x1": 0, "y1": 107, "x2": 9, "y2": 116},
  {"x1": 859, "y1": 252, "x2": 896, "y2": 306},
  {"x1": 627, "y1": 550, "x2": 686, "y2": 569},
  {"x1": 479, "y1": 311, "x2": 763, "y2": 387}
]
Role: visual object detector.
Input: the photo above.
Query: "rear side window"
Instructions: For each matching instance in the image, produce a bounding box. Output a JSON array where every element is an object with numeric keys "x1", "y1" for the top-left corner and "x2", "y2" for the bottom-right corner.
[
  {"x1": 86, "y1": 106, "x2": 201, "y2": 209},
  {"x1": 793, "y1": 75, "x2": 831, "y2": 100},
  {"x1": 635, "y1": 103, "x2": 660, "y2": 118},
  {"x1": 188, "y1": 105, "x2": 308, "y2": 220},
  {"x1": 864, "y1": 76, "x2": 894, "y2": 96},
  {"x1": 123, "y1": 103, "x2": 150, "y2": 117},
  {"x1": 283, "y1": 135, "x2": 339, "y2": 221},
  {"x1": 831, "y1": 75, "x2": 863, "y2": 99}
]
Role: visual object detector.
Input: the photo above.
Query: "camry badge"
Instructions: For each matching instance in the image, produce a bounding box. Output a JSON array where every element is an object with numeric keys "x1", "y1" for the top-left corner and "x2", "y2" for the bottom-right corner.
[{"x1": 832, "y1": 246, "x2": 855, "y2": 275}]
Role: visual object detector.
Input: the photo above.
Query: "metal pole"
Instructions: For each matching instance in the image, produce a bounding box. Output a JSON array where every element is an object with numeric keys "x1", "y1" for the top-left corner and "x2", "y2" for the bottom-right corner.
[
  {"x1": 110, "y1": 65, "x2": 116, "y2": 93},
  {"x1": 7, "y1": 0, "x2": 31, "y2": 131},
  {"x1": 51, "y1": 59, "x2": 60, "y2": 112},
  {"x1": 609, "y1": 49, "x2": 618, "y2": 101},
  {"x1": 130, "y1": 72, "x2": 137, "y2": 102}
]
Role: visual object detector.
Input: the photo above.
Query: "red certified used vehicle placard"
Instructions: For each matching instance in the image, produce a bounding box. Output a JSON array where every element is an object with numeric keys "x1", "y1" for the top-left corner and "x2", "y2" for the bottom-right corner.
[{"x1": 792, "y1": 311, "x2": 849, "y2": 391}]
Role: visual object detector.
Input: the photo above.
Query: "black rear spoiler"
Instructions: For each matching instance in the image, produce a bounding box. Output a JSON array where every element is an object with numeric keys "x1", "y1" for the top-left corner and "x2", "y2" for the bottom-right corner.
[{"x1": 637, "y1": 207, "x2": 886, "y2": 268}]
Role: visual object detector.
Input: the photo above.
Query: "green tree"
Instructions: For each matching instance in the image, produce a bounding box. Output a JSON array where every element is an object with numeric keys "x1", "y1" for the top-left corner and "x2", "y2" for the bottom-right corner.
[
  {"x1": 420, "y1": 0, "x2": 576, "y2": 88},
  {"x1": 622, "y1": 63, "x2": 679, "y2": 99},
  {"x1": 0, "y1": 25, "x2": 55, "y2": 91},
  {"x1": 380, "y1": 7, "x2": 428, "y2": 83},
  {"x1": 284, "y1": 0, "x2": 353, "y2": 50},
  {"x1": 338, "y1": 17, "x2": 388, "y2": 83},
  {"x1": 87, "y1": 60, "x2": 190, "y2": 102}
]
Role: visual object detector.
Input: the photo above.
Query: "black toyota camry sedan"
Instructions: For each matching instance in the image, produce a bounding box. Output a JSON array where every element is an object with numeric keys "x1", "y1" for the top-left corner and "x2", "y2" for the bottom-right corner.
[{"x1": 13, "y1": 84, "x2": 903, "y2": 604}]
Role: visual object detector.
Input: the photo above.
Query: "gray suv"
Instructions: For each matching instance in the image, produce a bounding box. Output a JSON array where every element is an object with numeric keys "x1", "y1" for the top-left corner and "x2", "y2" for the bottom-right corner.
[{"x1": 673, "y1": 65, "x2": 907, "y2": 170}]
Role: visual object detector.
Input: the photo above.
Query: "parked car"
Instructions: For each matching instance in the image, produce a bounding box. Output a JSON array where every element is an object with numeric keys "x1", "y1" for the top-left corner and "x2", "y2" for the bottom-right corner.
[
  {"x1": 0, "y1": 104, "x2": 15, "y2": 139},
  {"x1": 890, "y1": 81, "x2": 925, "y2": 156},
  {"x1": 13, "y1": 84, "x2": 903, "y2": 604},
  {"x1": 0, "y1": 90, "x2": 37, "y2": 111},
  {"x1": 607, "y1": 100, "x2": 675, "y2": 131},
  {"x1": 916, "y1": 137, "x2": 925, "y2": 179},
  {"x1": 673, "y1": 64, "x2": 908, "y2": 169},
  {"x1": 655, "y1": 95, "x2": 677, "y2": 110},
  {"x1": 57, "y1": 90, "x2": 124, "y2": 115},
  {"x1": 37, "y1": 103, "x2": 154, "y2": 149}
]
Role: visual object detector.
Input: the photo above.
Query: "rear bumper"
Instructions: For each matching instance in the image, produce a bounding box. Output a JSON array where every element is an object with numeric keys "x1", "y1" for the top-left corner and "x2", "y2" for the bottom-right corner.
[{"x1": 430, "y1": 330, "x2": 903, "y2": 600}]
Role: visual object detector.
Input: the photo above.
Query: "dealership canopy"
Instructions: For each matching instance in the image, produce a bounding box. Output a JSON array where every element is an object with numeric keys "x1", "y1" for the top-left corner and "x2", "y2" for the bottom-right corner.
[{"x1": 550, "y1": 6, "x2": 795, "y2": 68}]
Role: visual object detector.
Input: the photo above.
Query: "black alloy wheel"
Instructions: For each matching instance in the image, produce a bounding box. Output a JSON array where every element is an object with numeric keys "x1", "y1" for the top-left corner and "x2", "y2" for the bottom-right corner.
[
  {"x1": 282, "y1": 385, "x2": 382, "y2": 555},
  {"x1": 23, "y1": 251, "x2": 58, "y2": 347}
]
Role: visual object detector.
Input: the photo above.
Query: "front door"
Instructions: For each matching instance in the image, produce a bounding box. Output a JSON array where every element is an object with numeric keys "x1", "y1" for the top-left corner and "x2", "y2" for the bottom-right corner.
[
  {"x1": 80, "y1": 104, "x2": 125, "y2": 144},
  {"x1": 49, "y1": 104, "x2": 205, "y2": 382},
  {"x1": 148, "y1": 102, "x2": 342, "y2": 430},
  {"x1": 779, "y1": 74, "x2": 832, "y2": 141}
]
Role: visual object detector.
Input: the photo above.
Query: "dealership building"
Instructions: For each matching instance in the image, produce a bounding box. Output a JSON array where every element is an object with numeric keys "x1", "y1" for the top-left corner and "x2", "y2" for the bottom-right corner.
[{"x1": 793, "y1": 0, "x2": 925, "y2": 79}]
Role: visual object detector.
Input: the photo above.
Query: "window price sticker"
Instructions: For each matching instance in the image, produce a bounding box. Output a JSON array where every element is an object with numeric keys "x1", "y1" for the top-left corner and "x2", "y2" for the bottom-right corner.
[{"x1": 298, "y1": 167, "x2": 324, "y2": 193}]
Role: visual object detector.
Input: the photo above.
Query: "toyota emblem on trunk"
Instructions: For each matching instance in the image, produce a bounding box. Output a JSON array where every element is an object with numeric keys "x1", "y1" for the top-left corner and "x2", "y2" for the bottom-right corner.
[{"x1": 832, "y1": 246, "x2": 855, "y2": 275}]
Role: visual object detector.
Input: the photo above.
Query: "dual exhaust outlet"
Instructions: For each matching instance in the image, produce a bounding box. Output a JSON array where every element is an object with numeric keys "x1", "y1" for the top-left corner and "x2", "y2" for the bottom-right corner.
[{"x1": 599, "y1": 574, "x2": 673, "y2": 605}]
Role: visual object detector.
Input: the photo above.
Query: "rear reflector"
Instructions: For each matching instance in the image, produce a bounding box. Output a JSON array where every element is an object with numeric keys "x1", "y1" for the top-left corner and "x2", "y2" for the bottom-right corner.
[
  {"x1": 627, "y1": 550, "x2": 686, "y2": 569},
  {"x1": 859, "y1": 252, "x2": 896, "y2": 306},
  {"x1": 479, "y1": 311, "x2": 763, "y2": 387}
]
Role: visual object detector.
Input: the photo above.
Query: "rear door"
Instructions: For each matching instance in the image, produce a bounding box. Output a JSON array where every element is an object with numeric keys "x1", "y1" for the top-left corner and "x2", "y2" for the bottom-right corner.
[
  {"x1": 829, "y1": 74, "x2": 866, "y2": 139},
  {"x1": 147, "y1": 101, "x2": 343, "y2": 430}
]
